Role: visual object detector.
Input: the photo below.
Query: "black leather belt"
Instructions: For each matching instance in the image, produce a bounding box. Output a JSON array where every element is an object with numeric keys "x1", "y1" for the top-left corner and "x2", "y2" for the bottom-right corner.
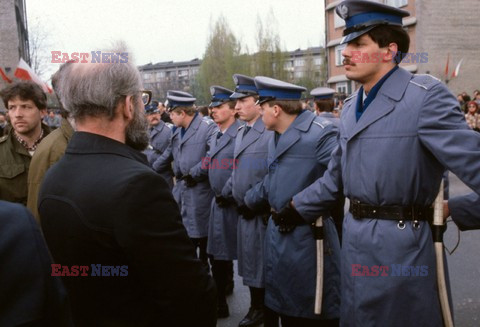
[{"x1": 349, "y1": 200, "x2": 433, "y2": 222}]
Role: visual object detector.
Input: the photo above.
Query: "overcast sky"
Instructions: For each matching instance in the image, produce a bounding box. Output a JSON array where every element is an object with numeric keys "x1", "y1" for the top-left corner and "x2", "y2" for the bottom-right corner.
[{"x1": 26, "y1": 0, "x2": 326, "y2": 80}]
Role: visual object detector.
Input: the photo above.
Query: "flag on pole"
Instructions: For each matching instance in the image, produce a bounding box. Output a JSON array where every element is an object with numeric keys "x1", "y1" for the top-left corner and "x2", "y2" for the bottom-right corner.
[
  {"x1": 451, "y1": 59, "x2": 464, "y2": 79},
  {"x1": 0, "y1": 67, "x2": 12, "y2": 83},
  {"x1": 444, "y1": 54, "x2": 450, "y2": 78},
  {"x1": 13, "y1": 58, "x2": 52, "y2": 93}
]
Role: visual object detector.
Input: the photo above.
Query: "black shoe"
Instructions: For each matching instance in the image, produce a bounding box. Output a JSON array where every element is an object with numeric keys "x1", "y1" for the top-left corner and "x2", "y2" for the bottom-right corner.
[
  {"x1": 238, "y1": 307, "x2": 264, "y2": 327},
  {"x1": 226, "y1": 280, "x2": 234, "y2": 296},
  {"x1": 218, "y1": 303, "x2": 230, "y2": 318}
]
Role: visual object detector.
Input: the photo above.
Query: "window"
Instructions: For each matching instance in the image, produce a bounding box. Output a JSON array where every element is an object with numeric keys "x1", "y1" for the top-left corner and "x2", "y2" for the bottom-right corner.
[
  {"x1": 178, "y1": 70, "x2": 188, "y2": 77},
  {"x1": 294, "y1": 59, "x2": 305, "y2": 67},
  {"x1": 294, "y1": 71, "x2": 304, "y2": 78},
  {"x1": 335, "y1": 45, "x2": 346, "y2": 66},
  {"x1": 336, "y1": 82, "x2": 347, "y2": 94},
  {"x1": 314, "y1": 58, "x2": 322, "y2": 66},
  {"x1": 385, "y1": 0, "x2": 408, "y2": 7},
  {"x1": 143, "y1": 73, "x2": 151, "y2": 80},
  {"x1": 334, "y1": 12, "x2": 345, "y2": 28},
  {"x1": 284, "y1": 61, "x2": 293, "y2": 70},
  {"x1": 156, "y1": 71, "x2": 165, "y2": 79}
]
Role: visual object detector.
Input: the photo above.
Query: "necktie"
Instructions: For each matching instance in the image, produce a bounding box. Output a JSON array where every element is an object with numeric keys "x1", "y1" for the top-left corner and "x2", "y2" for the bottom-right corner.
[
  {"x1": 243, "y1": 126, "x2": 251, "y2": 137},
  {"x1": 216, "y1": 131, "x2": 223, "y2": 140}
]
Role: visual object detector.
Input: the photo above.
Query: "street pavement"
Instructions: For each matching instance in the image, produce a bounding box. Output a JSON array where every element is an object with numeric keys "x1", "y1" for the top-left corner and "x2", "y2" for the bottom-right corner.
[{"x1": 217, "y1": 173, "x2": 479, "y2": 327}]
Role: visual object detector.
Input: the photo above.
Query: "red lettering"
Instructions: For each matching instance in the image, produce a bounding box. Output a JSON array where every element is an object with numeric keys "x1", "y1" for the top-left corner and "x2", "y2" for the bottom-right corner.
[
  {"x1": 233, "y1": 159, "x2": 239, "y2": 169},
  {"x1": 361, "y1": 53, "x2": 370, "y2": 63},
  {"x1": 370, "y1": 53, "x2": 379, "y2": 63},
  {"x1": 351, "y1": 51, "x2": 361, "y2": 64},
  {"x1": 79, "y1": 265, "x2": 89, "y2": 276},
  {"x1": 201, "y1": 157, "x2": 210, "y2": 169},
  {"x1": 379, "y1": 265, "x2": 389, "y2": 276},
  {"x1": 61, "y1": 265, "x2": 71, "y2": 276},
  {"x1": 79, "y1": 53, "x2": 89, "y2": 63},
  {"x1": 370, "y1": 265, "x2": 379, "y2": 276},
  {"x1": 51, "y1": 263, "x2": 62, "y2": 276},
  {"x1": 70, "y1": 52, "x2": 79, "y2": 63},
  {"x1": 51, "y1": 51, "x2": 62, "y2": 63},
  {"x1": 61, "y1": 53, "x2": 70, "y2": 63},
  {"x1": 70, "y1": 265, "x2": 79, "y2": 277},
  {"x1": 351, "y1": 264, "x2": 362, "y2": 276}
]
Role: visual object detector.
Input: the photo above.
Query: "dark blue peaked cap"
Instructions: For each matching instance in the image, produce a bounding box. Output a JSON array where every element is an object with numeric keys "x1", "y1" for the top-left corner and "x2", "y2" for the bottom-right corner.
[
  {"x1": 144, "y1": 103, "x2": 159, "y2": 114},
  {"x1": 311, "y1": 87, "x2": 336, "y2": 100},
  {"x1": 209, "y1": 86, "x2": 234, "y2": 108},
  {"x1": 230, "y1": 74, "x2": 258, "y2": 99},
  {"x1": 166, "y1": 90, "x2": 196, "y2": 112},
  {"x1": 336, "y1": 0, "x2": 409, "y2": 44},
  {"x1": 254, "y1": 76, "x2": 306, "y2": 105}
]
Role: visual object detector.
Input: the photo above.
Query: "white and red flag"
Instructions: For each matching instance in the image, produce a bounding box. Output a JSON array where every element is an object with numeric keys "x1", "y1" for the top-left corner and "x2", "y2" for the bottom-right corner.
[
  {"x1": 451, "y1": 58, "x2": 464, "y2": 79},
  {"x1": 14, "y1": 58, "x2": 52, "y2": 93},
  {"x1": 0, "y1": 67, "x2": 12, "y2": 83}
]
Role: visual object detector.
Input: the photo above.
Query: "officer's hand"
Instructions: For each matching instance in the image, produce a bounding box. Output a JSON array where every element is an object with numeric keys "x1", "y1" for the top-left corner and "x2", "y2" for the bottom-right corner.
[
  {"x1": 183, "y1": 174, "x2": 197, "y2": 187},
  {"x1": 237, "y1": 205, "x2": 255, "y2": 220},
  {"x1": 274, "y1": 205, "x2": 304, "y2": 233},
  {"x1": 443, "y1": 200, "x2": 450, "y2": 223},
  {"x1": 216, "y1": 196, "x2": 234, "y2": 208}
]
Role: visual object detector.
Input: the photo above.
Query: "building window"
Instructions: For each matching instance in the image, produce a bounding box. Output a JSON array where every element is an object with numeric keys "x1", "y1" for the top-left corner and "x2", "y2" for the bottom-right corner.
[
  {"x1": 294, "y1": 59, "x2": 305, "y2": 67},
  {"x1": 336, "y1": 82, "x2": 347, "y2": 94},
  {"x1": 334, "y1": 12, "x2": 345, "y2": 28},
  {"x1": 284, "y1": 61, "x2": 293, "y2": 70},
  {"x1": 314, "y1": 58, "x2": 322, "y2": 66},
  {"x1": 385, "y1": 0, "x2": 408, "y2": 7},
  {"x1": 335, "y1": 44, "x2": 346, "y2": 66},
  {"x1": 178, "y1": 70, "x2": 188, "y2": 77},
  {"x1": 294, "y1": 71, "x2": 304, "y2": 78},
  {"x1": 156, "y1": 71, "x2": 165, "y2": 79},
  {"x1": 143, "y1": 73, "x2": 151, "y2": 80}
]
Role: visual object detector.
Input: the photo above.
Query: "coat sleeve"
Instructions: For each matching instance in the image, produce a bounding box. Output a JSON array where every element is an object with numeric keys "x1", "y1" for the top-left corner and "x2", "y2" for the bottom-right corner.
[
  {"x1": 221, "y1": 175, "x2": 233, "y2": 198},
  {"x1": 292, "y1": 134, "x2": 343, "y2": 224},
  {"x1": 417, "y1": 82, "x2": 480, "y2": 193},
  {"x1": 151, "y1": 141, "x2": 173, "y2": 174},
  {"x1": 115, "y1": 173, "x2": 216, "y2": 326},
  {"x1": 244, "y1": 174, "x2": 270, "y2": 211},
  {"x1": 449, "y1": 192, "x2": 480, "y2": 231}
]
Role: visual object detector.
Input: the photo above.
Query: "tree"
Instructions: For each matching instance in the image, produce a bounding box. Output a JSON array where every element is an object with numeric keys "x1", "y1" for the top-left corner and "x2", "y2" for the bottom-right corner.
[
  {"x1": 253, "y1": 11, "x2": 286, "y2": 80},
  {"x1": 196, "y1": 16, "x2": 250, "y2": 104},
  {"x1": 28, "y1": 18, "x2": 52, "y2": 80}
]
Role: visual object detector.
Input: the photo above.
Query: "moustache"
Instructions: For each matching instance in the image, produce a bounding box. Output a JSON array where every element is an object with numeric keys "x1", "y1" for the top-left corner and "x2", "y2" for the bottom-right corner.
[{"x1": 343, "y1": 58, "x2": 355, "y2": 66}]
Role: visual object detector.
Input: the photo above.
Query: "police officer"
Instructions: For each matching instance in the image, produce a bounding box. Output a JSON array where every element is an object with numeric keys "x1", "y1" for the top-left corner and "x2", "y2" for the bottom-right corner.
[
  {"x1": 143, "y1": 102, "x2": 173, "y2": 189},
  {"x1": 222, "y1": 74, "x2": 273, "y2": 327},
  {"x1": 152, "y1": 92, "x2": 218, "y2": 268},
  {"x1": 310, "y1": 87, "x2": 345, "y2": 241},
  {"x1": 191, "y1": 85, "x2": 241, "y2": 318},
  {"x1": 244, "y1": 76, "x2": 341, "y2": 327},
  {"x1": 311, "y1": 87, "x2": 339, "y2": 126},
  {"x1": 274, "y1": 1, "x2": 480, "y2": 326},
  {"x1": 448, "y1": 192, "x2": 480, "y2": 231}
]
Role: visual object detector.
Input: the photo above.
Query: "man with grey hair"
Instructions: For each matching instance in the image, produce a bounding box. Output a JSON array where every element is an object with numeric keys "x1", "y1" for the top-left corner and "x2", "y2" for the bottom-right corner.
[{"x1": 38, "y1": 58, "x2": 216, "y2": 326}]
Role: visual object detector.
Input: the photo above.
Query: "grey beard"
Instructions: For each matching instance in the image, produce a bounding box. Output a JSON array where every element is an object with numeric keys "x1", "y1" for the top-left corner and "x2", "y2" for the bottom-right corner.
[{"x1": 125, "y1": 106, "x2": 149, "y2": 151}]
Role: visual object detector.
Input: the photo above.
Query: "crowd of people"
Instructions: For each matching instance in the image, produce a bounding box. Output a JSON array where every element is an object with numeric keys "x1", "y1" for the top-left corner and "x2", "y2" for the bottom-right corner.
[{"x1": 1, "y1": 0, "x2": 480, "y2": 326}]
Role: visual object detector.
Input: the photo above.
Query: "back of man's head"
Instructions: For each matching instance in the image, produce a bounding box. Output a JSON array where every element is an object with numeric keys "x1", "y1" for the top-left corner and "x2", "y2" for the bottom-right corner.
[
  {"x1": 0, "y1": 82, "x2": 47, "y2": 110},
  {"x1": 58, "y1": 58, "x2": 142, "y2": 121}
]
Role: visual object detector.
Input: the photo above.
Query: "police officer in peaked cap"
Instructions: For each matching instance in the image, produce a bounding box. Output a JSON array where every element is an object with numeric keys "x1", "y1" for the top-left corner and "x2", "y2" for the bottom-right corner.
[{"x1": 273, "y1": 0, "x2": 480, "y2": 326}]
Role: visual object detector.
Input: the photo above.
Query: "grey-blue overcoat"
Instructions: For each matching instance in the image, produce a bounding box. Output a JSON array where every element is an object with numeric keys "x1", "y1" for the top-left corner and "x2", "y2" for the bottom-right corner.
[{"x1": 143, "y1": 121, "x2": 174, "y2": 189}]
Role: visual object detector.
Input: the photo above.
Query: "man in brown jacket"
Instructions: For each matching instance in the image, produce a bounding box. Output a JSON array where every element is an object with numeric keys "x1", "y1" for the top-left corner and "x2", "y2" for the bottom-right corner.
[{"x1": 0, "y1": 82, "x2": 49, "y2": 205}]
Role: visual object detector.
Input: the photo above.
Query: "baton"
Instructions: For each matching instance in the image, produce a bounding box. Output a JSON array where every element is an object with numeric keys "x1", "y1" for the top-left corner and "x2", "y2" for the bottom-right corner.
[
  {"x1": 314, "y1": 216, "x2": 324, "y2": 315},
  {"x1": 433, "y1": 180, "x2": 454, "y2": 327}
]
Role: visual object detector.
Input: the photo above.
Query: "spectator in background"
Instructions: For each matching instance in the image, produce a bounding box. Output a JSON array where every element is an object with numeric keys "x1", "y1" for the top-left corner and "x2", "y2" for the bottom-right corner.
[
  {"x1": 0, "y1": 112, "x2": 7, "y2": 136},
  {"x1": 38, "y1": 56, "x2": 216, "y2": 326},
  {"x1": 27, "y1": 62, "x2": 75, "y2": 221},
  {"x1": 457, "y1": 93, "x2": 467, "y2": 112},
  {"x1": 198, "y1": 105, "x2": 214, "y2": 124},
  {"x1": 44, "y1": 110, "x2": 61, "y2": 129},
  {"x1": 474, "y1": 91, "x2": 480, "y2": 106},
  {"x1": 465, "y1": 101, "x2": 479, "y2": 131},
  {"x1": 0, "y1": 81, "x2": 50, "y2": 205}
]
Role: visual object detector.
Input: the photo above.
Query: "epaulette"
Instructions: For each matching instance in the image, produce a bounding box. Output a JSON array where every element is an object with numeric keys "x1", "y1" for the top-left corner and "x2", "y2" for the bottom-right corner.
[
  {"x1": 344, "y1": 91, "x2": 357, "y2": 104},
  {"x1": 312, "y1": 117, "x2": 332, "y2": 129},
  {"x1": 0, "y1": 135, "x2": 8, "y2": 143},
  {"x1": 238, "y1": 125, "x2": 245, "y2": 130},
  {"x1": 410, "y1": 74, "x2": 441, "y2": 90}
]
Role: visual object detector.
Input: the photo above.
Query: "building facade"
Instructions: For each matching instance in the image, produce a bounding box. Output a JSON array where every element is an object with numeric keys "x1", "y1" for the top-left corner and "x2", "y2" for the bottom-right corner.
[
  {"x1": 0, "y1": 0, "x2": 29, "y2": 85},
  {"x1": 325, "y1": 0, "x2": 480, "y2": 96},
  {"x1": 139, "y1": 47, "x2": 325, "y2": 101}
]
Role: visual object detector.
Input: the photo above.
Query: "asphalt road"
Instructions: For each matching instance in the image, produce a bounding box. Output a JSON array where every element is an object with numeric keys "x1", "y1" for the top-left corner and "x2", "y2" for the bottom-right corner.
[{"x1": 217, "y1": 173, "x2": 479, "y2": 327}]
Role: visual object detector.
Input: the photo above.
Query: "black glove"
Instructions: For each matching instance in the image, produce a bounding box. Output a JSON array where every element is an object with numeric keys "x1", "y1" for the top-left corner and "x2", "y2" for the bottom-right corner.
[
  {"x1": 237, "y1": 205, "x2": 256, "y2": 220},
  {"x1": 215, "y1": 196, "x2": 235, "y2": 208},
  {"x1": 183, "y1": 174, "x2": 197, "y2": 187},
  {"x1": 272, "y1": 203, "x2": 305, "y2": 234}
]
